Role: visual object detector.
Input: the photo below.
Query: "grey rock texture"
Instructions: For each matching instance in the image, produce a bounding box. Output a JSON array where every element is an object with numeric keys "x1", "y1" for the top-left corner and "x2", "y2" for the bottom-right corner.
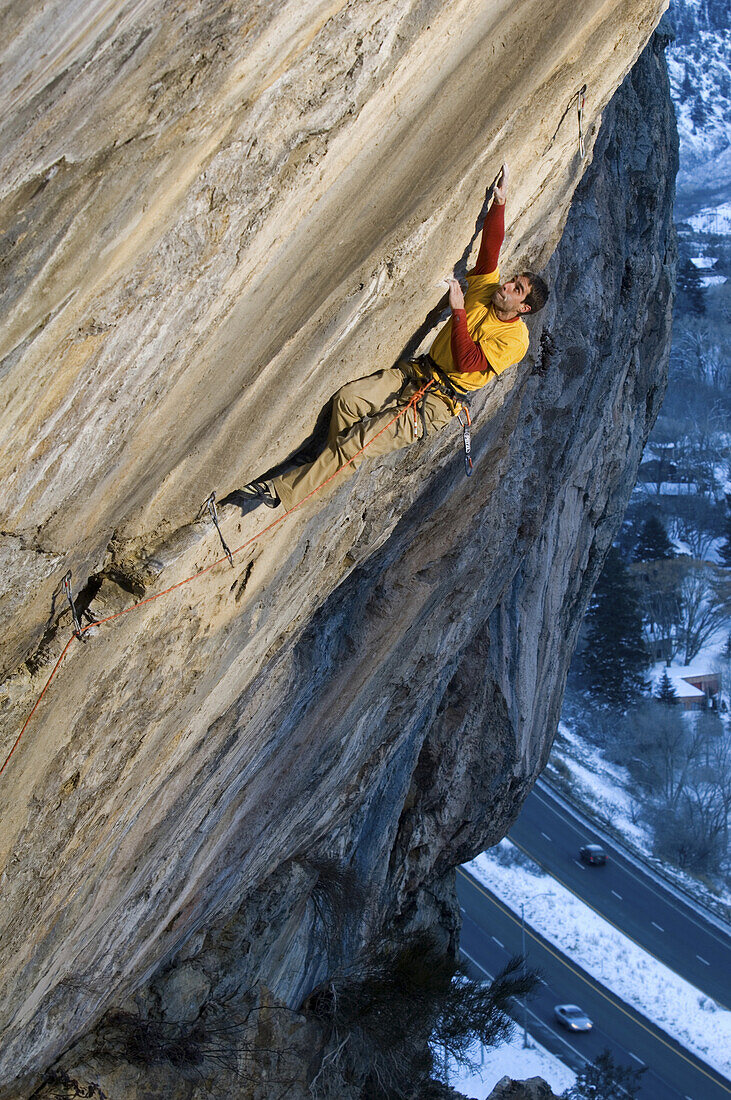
[
  {"x1": 487, "y1": 1078, "x2": 561, "y2": 1100},
  {"x1": 0, "y1": 5, "x2": 675, "y2": 1098}
]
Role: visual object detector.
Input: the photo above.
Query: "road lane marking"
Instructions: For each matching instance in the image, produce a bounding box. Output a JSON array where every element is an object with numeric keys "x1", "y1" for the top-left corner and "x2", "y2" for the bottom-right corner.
[
  {"x1": 457, "y1": 868, "x2": 731, "y2": 1092},
  {"x1": 652, "y1": 921, "x2": 665, "y2": 932},
  {"x1": 530, "y1": 785, "x2": 731, "y2": 953},
  {"x1": 697, "y1": 955, "x2": 710, "y2": 966},
  {"x1": 507, "y1": 836, "x2": 731, "y2": 1013},
  {"x1": 541, "y1": 831, "x2": 552, "y2": 841},
  {"x1": 491, "y1": 935, "x2": 505, "y2": 949},
  {"x1": 460, "y1": 947, "x2": 491, "y2": 977},
  {"x1": 612, "y1": 890, "x2": 623, "y2": 900},
  {"x1": 459, "y1": 946, "x2": 589, "y2": 1069},
  {"x1": 629, "y1": 1051, "x2": 645, "y2": 1064}
]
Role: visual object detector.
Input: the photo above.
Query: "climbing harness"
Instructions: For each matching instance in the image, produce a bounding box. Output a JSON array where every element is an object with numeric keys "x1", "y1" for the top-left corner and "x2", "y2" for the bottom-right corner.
[
  {"x1": 545, "y1": 84, "x2": 588, "y2": 158},
  {"x1": 3, "y1": 378, "x2": 436, "y2": 779},
  {"x1": 63, "y1": 571, "x2": 86, "y2": 642},
  {"x1": 416, "y1": 356, "x2": 476, "y2": 478},
  {"x1": 203, "y1": 491, "x2": 234, "y2": 567}
]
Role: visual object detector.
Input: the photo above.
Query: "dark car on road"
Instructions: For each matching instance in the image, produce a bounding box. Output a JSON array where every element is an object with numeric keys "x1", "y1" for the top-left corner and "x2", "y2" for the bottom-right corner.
[
  {"x1": 579, "y1": 843, "x2": 607, "y2": 866},
  {"x1": 554, "y1": 1004, "x2": 593, "y2": 1031}
]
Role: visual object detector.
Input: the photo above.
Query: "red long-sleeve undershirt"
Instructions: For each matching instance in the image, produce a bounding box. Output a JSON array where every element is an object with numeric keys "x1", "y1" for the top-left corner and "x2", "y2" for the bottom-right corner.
[{"x1": 450, "y1": 200, "x2": 505, "y2": 374}]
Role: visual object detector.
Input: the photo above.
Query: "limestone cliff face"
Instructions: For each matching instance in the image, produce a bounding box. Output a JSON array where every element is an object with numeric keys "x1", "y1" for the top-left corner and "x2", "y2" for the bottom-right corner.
[{"x1": 0, "y1": 3, "x2": 674, "y2": 1096}]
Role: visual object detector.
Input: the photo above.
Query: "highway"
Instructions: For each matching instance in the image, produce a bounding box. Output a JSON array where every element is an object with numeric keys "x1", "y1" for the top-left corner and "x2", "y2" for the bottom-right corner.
[
  {"x1": 508, "y1": 782, "x2": 731, "y2": 1008},
  {"x1": 457, "y1": 868, "x2": 731, "y2": 1100}
]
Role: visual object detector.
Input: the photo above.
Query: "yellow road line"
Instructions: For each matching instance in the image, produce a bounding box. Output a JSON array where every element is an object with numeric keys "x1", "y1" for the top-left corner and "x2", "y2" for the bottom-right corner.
[
  {"x1": 507, "y1": 834, "x2": 730, "y2": 1014},
  {"x1": 457, "y1": 867, "x2": 730, "y2": 1093}
]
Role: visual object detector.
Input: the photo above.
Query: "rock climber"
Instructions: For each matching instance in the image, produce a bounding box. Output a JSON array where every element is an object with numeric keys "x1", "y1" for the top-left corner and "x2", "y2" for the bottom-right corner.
[{"x1": 223, "y1": 163, "x2": 548, "y2": 517}]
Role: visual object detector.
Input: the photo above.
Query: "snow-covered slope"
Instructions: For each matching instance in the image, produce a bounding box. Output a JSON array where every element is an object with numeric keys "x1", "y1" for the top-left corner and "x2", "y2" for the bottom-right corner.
[{"x1": 667, "y1": 0, "x2": 731, "y2": 217}]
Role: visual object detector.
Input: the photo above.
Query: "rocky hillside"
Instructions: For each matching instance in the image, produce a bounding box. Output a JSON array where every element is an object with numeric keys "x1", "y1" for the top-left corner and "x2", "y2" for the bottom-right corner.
[
  {"x1": 0, "y1": 3, "x2": 674, "y2": 1097},
  {"x1": 666, "y1": 0, "x2": 731, "y2": 218}
]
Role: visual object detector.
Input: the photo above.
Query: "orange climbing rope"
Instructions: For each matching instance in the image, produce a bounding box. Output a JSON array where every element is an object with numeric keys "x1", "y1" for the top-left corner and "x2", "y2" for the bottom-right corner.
[{"x1": 0, "y1": 379, "x2": 435, "y2": 778}]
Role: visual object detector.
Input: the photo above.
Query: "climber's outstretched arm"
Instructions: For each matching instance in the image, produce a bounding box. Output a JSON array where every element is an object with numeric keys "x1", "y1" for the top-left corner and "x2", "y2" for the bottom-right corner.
[{"x1": 473, "y1": 162, "x2": 508, "y2": 277}]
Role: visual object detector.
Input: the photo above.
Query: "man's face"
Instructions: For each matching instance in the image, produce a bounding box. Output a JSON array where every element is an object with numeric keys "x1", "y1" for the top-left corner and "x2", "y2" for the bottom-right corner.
[{"x1": 493, "y1": 274, "x2": 532, "y2": 315}]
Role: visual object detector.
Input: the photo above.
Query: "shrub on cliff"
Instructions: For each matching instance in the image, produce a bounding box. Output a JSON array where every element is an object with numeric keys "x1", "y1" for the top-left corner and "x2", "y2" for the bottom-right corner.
[
  {"x1": 30, "y1": 1071, "x2": 107, "y2": 1099},
  {"x1": 303, "y1": 933, "x2": 537, "y2": 1098}
]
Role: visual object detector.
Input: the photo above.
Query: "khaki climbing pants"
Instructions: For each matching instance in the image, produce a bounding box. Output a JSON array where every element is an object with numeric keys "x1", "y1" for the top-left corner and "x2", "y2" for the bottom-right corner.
[{"x1": 271, "y1": 365, "x2": 455, "y2": 510}]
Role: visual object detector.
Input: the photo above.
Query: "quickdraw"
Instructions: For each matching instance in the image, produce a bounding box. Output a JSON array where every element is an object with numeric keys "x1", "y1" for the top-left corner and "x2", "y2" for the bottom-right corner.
[
  {"x1": 419, "y1": 358, "x2": 475, "y2": 478},
  {"x1": 457, "y1": 408, "x2": 473, "y2": 477},
  {"x1": 577, "y1": 86, "x2": 586, "y2": 158},
  {"x1": 545, "y1": 83, "x2": 588, "y2": 158},
  {"x1": 202, "y1": 491, "x2": 234, "y2": 567},
  {"x1": 63, "y1": 571, "x2": 86, "y2": 642}
]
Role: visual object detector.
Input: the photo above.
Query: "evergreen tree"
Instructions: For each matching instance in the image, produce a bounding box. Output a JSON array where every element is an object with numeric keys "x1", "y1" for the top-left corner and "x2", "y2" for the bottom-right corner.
[
  {"x1": 562, "y1": 1049, "x2": 645, "y2": 1100},
  {"x1": 681, "y1": 68, "x2": 694, "y2": 101},
  {"x1": 656, "y1": 668, "x2": 679, "y2": 705},
  {"x1": 676, "y1": 256, "x2": 706, "y2": 316},
  {"x1": 691, "y1": 98, "x2": 708, "y2": 130},
  {"x1": 583, "y1": 547, "x2": 649, "y2": 707},
  {"x1": 633, "y1": 515, "x2": 676, "y2": 562}
]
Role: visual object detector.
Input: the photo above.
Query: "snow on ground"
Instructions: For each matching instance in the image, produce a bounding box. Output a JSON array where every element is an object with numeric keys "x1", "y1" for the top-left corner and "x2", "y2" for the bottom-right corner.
[
  {"x1": 688, "y1": 201, "x2": 731, "y2": 235},
  {"x1": 552, "y1": 723, "x2": 651, "y2": 851},
  {"x1": 639, "y1": 481, "x2": 699, "y2": 495},
  {"x1": 548, "y1": 714, "x2": 731, "y2": 914},
  {"x1": 648, "y1": 636, "x2": 730, "y2": 689},
  {"x1": 447, "y1": 1033, "x2": 575, "y2": 1099},
  {"x1": 714, "y1": 457, "x2": 731, "y2": 496},
  {"x1": 466, "y1": 843, "x2": 731, "y2": 1078}
]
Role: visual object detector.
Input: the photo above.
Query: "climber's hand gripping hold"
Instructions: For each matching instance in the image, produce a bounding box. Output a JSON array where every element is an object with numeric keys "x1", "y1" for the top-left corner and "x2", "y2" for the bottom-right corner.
[
  {"x1": 492, "y1": 161, "x2": 509, "y2": 206},
  {"x1": 447, "y1": 278, "x2": 465, "y2": 311}
]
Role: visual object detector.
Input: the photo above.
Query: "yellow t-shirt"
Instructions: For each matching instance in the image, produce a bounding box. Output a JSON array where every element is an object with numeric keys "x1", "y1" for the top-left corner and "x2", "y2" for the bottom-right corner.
[{"x1": 428, "y1": 266, "x2": 529, "y2": 393}]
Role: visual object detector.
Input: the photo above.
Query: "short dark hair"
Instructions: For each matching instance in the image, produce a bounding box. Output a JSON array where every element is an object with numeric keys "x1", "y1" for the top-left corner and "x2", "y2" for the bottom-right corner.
[{"x1": 522, "y1": 271, "x2": 549, "y2": 314}]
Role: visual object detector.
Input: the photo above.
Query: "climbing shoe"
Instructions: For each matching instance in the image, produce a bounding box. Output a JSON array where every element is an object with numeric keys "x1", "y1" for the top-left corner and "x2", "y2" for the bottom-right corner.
[
  {"x1": 243, "y1": 480, "x2": 280, "y2": 508},
  {"x1": 219, "y1": 481, "x2": 280, "y2": 515}
]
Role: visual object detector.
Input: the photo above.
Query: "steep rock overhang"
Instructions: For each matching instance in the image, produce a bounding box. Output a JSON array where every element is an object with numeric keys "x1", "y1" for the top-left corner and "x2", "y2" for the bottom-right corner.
[{"x1": 0, "y1": 1, "x2": 669, "y2": 1093}]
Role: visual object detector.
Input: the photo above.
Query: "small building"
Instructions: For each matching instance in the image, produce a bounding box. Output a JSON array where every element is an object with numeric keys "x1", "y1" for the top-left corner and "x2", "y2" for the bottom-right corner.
[
  {"x1": 681, "y1": 672, "x2": 720, "y2": 700},
  {"x1": 669, "y1": 670, "x2": 720, "y2": 712},
  {"x1": 673, "y1": 678, "x2": 707, "y2": 712}
]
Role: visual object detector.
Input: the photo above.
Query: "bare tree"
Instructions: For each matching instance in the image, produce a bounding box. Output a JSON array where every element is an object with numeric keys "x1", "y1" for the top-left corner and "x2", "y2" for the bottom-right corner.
[
  {"x1": 623, "y1": 701, "x2": 705, "y2": 804},
  {"x1": 678, "y1": 561, "x2": 730, "y2": 663},
  {"x1": 673, "y1": 316, "x2": 722, "y2": 386},
  {"x1": 657, "y1": 731, "x2": 731, "y2": 873},
  {"x1": 630, "y1": 559, "x2": 683, "y2": 659},
  {"x1": 671, "y1": 499, "x2": 726, "y2": 560}
]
